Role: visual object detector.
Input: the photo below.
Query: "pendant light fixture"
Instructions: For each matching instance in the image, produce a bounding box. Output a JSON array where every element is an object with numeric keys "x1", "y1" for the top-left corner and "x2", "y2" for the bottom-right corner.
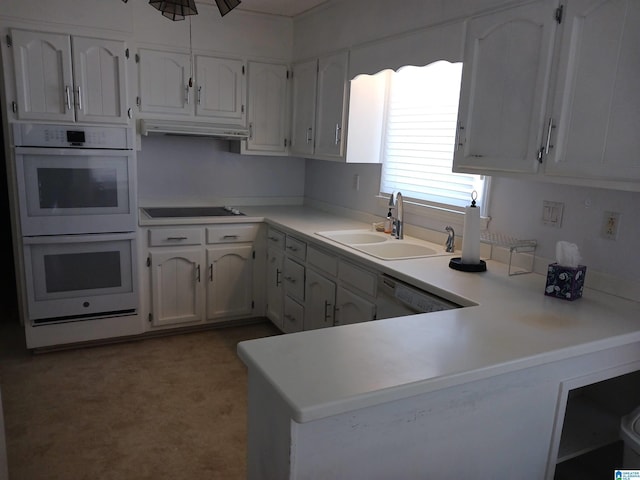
[
  {"x1": 149, "y1": 0, "x2": 198, "y2": 21},
  {"x1": 121, "y1": 0, "x2": 240, "y2": 20},
  {"x1": 215, "y1": 0, "x2": 241, "y2": 17}
]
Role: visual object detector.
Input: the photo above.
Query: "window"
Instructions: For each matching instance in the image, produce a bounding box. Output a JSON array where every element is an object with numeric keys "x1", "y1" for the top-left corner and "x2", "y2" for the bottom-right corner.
[{"x1": 379, "y1": 62, "x2": 486, "y2": 212}]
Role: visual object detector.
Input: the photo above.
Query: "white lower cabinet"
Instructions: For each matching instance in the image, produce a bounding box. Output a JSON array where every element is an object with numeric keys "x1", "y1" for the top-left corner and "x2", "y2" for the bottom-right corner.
[
  {"x1": 149, "y1": 247, "x2": 205, "y2": 327},
  {"x1": 145, "y1": 224, "x2": 258, "y2": 329},
  {"x1": 206, "y1": 244, "x2": 254, "y2": 321},
  {"x1": 266, "y1": 247, "x2": 284, "y2": 330},
  {"x1": 305, "y1": 268, "x2": 336, "y2": 330},
  {"x1": 335, "y1": 286, "x2": 376, "y2": 326},
  {"x1": 283, "y1": 295, "x2": 304, "y2": 334},
  {"x1": 265, "y1": 227, "x2": 377, "y2": 333}
]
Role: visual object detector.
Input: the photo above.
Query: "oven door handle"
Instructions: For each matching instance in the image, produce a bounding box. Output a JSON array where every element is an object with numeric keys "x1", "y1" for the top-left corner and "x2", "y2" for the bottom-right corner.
[{"x1": 23, "y1": 232, "x2": 136, "y2": 244}]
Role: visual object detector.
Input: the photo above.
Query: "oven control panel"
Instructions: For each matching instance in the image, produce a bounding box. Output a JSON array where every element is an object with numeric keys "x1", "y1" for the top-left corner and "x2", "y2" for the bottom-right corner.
[{"x1": 12, "y1": 123, "x2": 133, "y2": 149}]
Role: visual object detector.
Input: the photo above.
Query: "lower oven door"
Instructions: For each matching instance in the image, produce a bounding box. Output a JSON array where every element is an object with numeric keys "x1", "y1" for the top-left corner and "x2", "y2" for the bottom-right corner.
[{"x1": 23, "y1": 232, "x2": 138, "y2": 324}]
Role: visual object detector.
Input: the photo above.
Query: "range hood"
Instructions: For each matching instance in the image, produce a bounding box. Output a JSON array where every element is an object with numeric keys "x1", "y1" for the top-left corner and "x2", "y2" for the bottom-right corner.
[{"x1": 139, "y1": 119, "x2": 249, "y2": 140}]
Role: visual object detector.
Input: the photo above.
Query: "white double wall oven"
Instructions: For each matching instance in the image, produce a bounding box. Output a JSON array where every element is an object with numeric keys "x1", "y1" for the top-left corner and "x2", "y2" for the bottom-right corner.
[{"x1": 12, "y1": 123, "x2": 140, "y2": 347}]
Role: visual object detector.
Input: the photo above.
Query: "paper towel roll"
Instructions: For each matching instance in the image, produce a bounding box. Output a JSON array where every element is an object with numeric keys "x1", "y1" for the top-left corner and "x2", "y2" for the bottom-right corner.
[{"x1": 461, "y1": 202, "x2": 480, "y2": 264}]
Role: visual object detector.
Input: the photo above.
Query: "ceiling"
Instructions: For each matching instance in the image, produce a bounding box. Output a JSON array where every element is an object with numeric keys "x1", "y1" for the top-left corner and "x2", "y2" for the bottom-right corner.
[{"x1": 200, "y1": 0, "x2": 330, "y2": 17}]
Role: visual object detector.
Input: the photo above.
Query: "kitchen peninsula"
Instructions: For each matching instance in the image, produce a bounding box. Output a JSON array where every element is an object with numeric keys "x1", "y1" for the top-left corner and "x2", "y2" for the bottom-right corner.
[{"x1": 233, "y1": 206, "x2": 640, "y2": 479}]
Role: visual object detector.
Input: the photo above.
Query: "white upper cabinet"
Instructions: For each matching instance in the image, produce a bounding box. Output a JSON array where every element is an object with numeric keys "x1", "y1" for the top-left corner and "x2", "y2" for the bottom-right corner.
[
  {"x1": 544, "y1": 0, "x2": 640, "y2": 185},
  {"x1": 314, "y1": 52, "x2": 349, "y2": 159},
  {"x1": 244, "y1": 61, "x2": 290, "y2": 155},
  {"x1": 10, "y1": 29, "x2": 129, "y2": 124},
  {"x1": 290, "y1": 51, "x2": 349, "y2": 161},
  {"x1": 138, "y1": 49, "x2": 246, "y2": 125},
  {"x1": 453, "y1": 0, "x2": 559, "y2": 174},
  {"x1": 290, "y1": 59, "x2": 318, "y2": 157},
  {"x1": 195, "y1": 55, "x2": 245, "y2": 124},
  {"x1": 138, "y1": 49, "x2": 191, "y2": 115}
]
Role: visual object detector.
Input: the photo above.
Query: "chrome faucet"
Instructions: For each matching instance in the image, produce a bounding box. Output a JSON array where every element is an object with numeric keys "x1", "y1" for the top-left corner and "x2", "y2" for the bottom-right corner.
[
  {"x1": 445, "y1": 226, "x2": 455, "y2": 252},
  {"x1": 394, "y1": 192, "x2": 404, "y2": 239}
]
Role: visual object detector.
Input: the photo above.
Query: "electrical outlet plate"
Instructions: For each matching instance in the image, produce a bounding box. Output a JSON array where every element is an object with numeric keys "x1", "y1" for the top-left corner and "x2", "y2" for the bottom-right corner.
[
  {"x1": 542, "y1": 201, "x2": 564, "y2": 228},
  {"x1": 602, "y1": 211, "x2": 621, "y2": 240}
]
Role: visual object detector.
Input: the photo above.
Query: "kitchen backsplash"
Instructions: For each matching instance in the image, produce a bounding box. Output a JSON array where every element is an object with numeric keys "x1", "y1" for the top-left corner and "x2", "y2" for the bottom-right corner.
[
  {"x1": 303, "y1": 158, "x2": 640, "y2": 287},
  {"x1": 137, "y1": 135, "x2": 305, "y2": 206}
]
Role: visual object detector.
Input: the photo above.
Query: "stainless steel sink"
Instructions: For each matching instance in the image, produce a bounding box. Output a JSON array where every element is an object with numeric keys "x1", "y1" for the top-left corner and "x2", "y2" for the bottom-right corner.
[{"x1": 316, "y1": 229, "x2": 450, "y2": 260}]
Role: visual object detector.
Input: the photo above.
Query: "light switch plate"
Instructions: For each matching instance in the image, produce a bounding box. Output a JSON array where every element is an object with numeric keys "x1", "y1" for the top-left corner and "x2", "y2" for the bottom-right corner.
[{"x1": 542, "y1": 201, "x2": 564, "y2": 228}]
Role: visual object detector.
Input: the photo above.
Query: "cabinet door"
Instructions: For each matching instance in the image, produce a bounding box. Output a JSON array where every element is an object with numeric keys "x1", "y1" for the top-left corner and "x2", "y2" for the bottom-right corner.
[
  {"x1": 314, "y1": 51, "x2": 349, "y2": 160},
  {"x1": 453, "y1": 0, "x2": 559, "y2": 174},
  {"x1": 283, "y1": 257, "x2": 305, "y2": 302},
  {"x1": 283, "y1": 295, "x2": 304, "y2": 333},
  {"x1": 72, "y1": 37, "x2": 128, "y2": 124},
  {"x1": 206, "y1": 245, "x2": 253, "y2": 321},
  {"x1": 335, "y1": 287, "x2": 376, "y2": 326},
  {"x1": 195, "y1": 56, "x2": 245, "y2": 124},
  {"x1": 246, "y1": 62, "x2": 289, "y2": 154},
  {"x1": 545, "y1": 0, "x2": 640, "y2": 183},
  {"x1": 290, "y1": 59, "x2": 317, "y2": 156},
  {"x1": 305, "y1": 269, "x2": 336, "y2": 330},
  {"x1": 11, "y1": 29, "x2": 74, "y2": 121},
  {"x1": 266, "y1": 248, "x2": 284, "y2": 330},
  {"x1": 149, "y1": 248, "x2": 205, "y2": 326},
  {"x1": 139, "y1": 49, "x2": 191, "y2": 115}
]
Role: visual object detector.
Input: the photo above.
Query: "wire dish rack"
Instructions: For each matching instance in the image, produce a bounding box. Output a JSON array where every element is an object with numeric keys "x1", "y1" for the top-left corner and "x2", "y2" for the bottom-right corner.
[{"x1": 480, "y1": 231, "x2": 537, "y2": 276}]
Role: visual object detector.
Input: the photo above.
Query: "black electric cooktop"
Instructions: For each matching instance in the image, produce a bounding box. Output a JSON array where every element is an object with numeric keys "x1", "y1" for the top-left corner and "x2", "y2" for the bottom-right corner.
[{"x1": 143, "y1": 207, "x2": 245, "y2": 218}]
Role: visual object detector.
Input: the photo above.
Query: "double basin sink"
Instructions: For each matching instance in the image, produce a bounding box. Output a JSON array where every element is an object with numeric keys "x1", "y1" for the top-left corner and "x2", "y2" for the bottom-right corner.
[{"x1": 316, "y1": 229, "x2": 451, "y2": 261}]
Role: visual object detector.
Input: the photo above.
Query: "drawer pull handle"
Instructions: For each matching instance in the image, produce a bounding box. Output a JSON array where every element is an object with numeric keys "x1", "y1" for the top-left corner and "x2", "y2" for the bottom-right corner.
[
  {"x1": 324, "y1": 301, "x2": 332, "y2": 321},
  {"x1": 268, "y1": 236, "x2": 281, "y2": 242},
  {"x1": 276, "y1": 268, "x2": 282, "y2": 286},
  {"x1": 166, "y1": 236, "x2": 188, "y2": 241},
  {"x1": 284, "y1": 275, "x2": 296, "y2": 284},
  {"x1": 284, "y1": 314, "x2": 297, "y2": 322},
  {"x1": 286, "y1": 245, "x2": 298, "y2": 252},
  {"x1": 222, "y1": 235, "x2": 239, "y2": 240}
]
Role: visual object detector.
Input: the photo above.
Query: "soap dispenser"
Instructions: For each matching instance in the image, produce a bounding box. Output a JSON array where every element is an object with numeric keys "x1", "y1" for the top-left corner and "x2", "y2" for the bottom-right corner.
[{"x1": 384, "y1": 209, "x2": 393, "y2": 233}]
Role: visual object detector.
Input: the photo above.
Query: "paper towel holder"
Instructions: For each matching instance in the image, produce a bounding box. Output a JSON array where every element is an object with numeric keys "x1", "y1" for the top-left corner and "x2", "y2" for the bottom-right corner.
[{"x1": 448, "y1": 257, "x2": 487, "y2": 272}]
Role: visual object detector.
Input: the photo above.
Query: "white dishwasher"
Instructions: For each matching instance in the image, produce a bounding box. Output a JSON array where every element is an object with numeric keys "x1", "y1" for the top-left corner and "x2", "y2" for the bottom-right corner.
[{"x1": 376, "y1": 274, "x2": 460, "y2": 319}]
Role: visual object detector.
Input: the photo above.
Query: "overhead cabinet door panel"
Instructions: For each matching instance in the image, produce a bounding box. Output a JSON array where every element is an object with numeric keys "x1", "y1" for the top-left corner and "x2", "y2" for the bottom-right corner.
[
  {"x1": 454, "y1": 0, "x2": 558, "y2": 174},
  {"x1": 11, "y1": 30, "x2": 74, "y2": 121},
  {"x1": 72, "y1": 37, "x2": 128, "y2": 124},
  {"x1": 139, "y1": 49, "x2": 191, "y2": 115},
  {"x1": 545, "y1": 0, "x2": 640, "y2": 182}
]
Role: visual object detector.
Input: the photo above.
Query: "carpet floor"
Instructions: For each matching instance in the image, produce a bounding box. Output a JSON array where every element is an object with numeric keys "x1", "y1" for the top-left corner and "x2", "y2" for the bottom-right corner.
[{"x1": 0, "y1": 319, "x2": 280, "y2": 480}]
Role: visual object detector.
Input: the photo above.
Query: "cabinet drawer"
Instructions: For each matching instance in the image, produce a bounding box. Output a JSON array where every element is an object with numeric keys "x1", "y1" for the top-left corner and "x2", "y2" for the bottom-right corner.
[
  {"x1": 149, "y1": 228, "x2": 203, "y2": 247},
  {"x1": 339, "y1": 260, "x2": 377, "y2": 298},
  {"x1": 285, "y1": 235, "x2": 307, "y2": 261},
  {"x1": 267, "y1": 227, "x2": 285, "y2": 250},
  {"x1": 307, "y1": 244, "x2": 338, "y2": 277},
  {"x1": 283, "y1": 257, "x2": 305, "y2": 301},
  {"x1": 206, "y1": 224, "x2": 258, "y2": 244},
  {"x1": 283, "y1": 296, "x2": 304, "y2": 334}
]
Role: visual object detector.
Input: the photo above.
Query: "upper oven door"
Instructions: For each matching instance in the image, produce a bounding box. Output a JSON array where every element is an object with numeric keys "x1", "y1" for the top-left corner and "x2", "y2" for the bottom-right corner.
[{"x1": 15, "y1": 147, "x2": 136, "y2": 235}]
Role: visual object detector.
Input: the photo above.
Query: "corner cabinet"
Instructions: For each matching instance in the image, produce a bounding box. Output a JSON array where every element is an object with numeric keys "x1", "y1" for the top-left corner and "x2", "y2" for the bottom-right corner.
[
  {"x1": 138, "y1": 48, "x2": 246, "y2": 125},
  {"x1": 9, "y1": 29, "x2": 129, "y2": 124},
  {"x1": 453, "y1": 0, "x2": 559, "y2": 175},
  {"x1": 264, "y1": 226, "x2": 377, "y2": 333},
  {"x1": 290, "y1": 51, "x2": 349, "y2": 161},
  {"x1": 543, "y1": 0, "x2": 640, "y2": 185},
  {"x1": 145, "y1": 224, "x2": 258, "y2": 330}
]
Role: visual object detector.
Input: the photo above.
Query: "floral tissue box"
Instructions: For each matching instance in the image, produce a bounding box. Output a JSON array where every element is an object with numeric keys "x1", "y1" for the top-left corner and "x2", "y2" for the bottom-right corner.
[{"x1": 544, "y1": 263, "x2": 587, "y2": 301}]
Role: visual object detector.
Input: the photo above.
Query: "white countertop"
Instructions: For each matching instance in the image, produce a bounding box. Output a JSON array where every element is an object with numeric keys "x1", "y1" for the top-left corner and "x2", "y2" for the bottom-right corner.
[{"x1": 140, "y1": 205, "x2": 640, "y2": 423}]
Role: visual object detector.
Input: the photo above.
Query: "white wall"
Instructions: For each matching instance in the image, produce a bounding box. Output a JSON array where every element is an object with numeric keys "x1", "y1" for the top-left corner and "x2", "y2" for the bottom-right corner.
[{"x1": 138, "y1": 136, "x2": 305, "y2": 205}]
